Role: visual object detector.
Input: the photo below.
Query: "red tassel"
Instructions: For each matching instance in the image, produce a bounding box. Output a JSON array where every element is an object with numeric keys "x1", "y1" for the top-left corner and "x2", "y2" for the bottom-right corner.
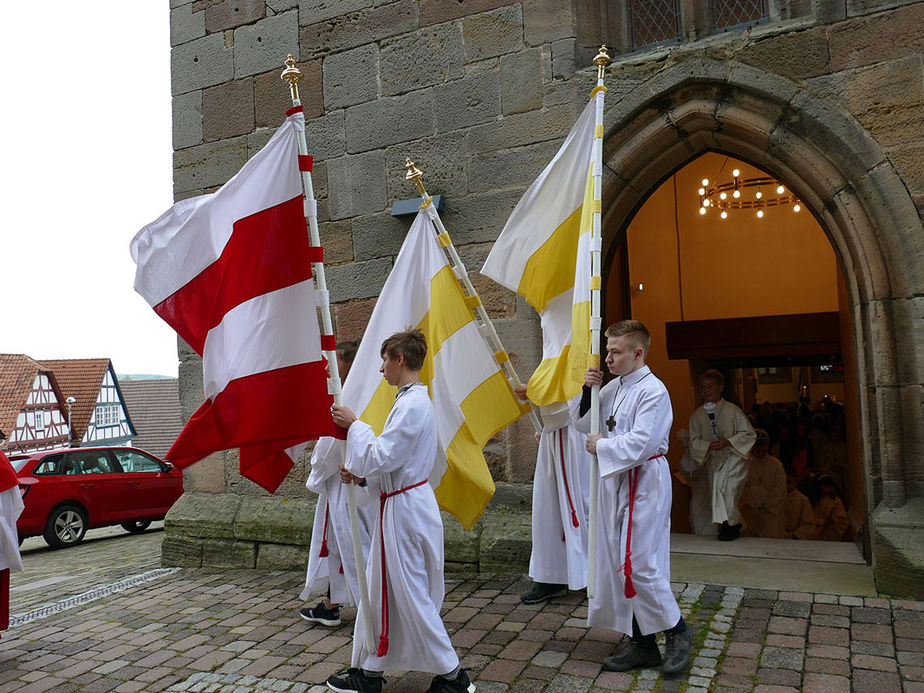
[
  {"x1": 624, "y1": 557, "x2": 637, "y2": 598},
  {"x1": 377, "y1": 635, "x2": 389, "y2": 656},
  {"x1": 319, "y1": 540, "x2": 329, "y2": 558},
  {"x1": 571, "y1": 510, "x2": 579, "y2": 528},
  {"x1": 561, "y1": 531, "x2": 566, "y2": 543}
]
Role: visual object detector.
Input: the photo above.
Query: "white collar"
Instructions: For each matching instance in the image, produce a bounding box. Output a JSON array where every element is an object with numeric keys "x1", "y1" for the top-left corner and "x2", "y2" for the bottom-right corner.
[{"x1": 618, "y1": 365, "x2": 652, "y2": 387}]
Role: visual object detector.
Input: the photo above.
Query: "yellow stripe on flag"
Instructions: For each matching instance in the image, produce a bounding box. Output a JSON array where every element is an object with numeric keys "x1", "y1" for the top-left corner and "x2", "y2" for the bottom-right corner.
[
  {"x1": 439, "y1": 370, "x2": 521, "y2": 528},
  {"x1": 517, "y1": 205, "x2": 582, "y2": 313}
]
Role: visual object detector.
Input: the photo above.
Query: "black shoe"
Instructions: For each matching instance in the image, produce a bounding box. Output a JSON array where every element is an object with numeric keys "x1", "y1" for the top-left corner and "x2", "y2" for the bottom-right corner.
[
  {"x1": 718, "y1": 523, "x2": 741, "y2": 542},
  {"x1": 327, "y1": 668, "x2": 384, "y2": 693},
  {"x1": 301, "y1": 600, "x2": 342, "y2": 627},
  {"x1": 602, "y1": 641, "x2": 663, "y2": 672},
  {"x1": 520, "y1": 582, "x2": 568, "y2": 604},
  {"x1": 662, "y1": 627, "x2": 692, "y2": 676},
  {"x1": 427, "y1": 669, "x2": 476, "y2": 693}
]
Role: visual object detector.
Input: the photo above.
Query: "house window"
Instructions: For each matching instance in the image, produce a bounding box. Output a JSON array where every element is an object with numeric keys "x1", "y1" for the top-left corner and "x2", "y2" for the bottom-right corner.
[
  {"x1": 96, "y1": 405, "x2": 119, "y2": 427},
  {"x1": 712, "y1": 0, "x2": 768, "y2": 29},
  {"x1": 627, "y1": 0, "x2": 683, "y2": 48},
  {"x1": 34, "y1": 411, "x2": 45, "y2": 431}
]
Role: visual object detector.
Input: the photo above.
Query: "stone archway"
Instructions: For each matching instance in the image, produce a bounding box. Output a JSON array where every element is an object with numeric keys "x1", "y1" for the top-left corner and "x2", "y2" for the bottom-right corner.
[{"x1": 596, "y1": 58, "x2": 923, "y2": 594}]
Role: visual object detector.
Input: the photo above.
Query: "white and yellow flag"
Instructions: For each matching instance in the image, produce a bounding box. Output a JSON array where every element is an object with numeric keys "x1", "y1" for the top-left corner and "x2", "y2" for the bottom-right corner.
[
  {"x1": 342, "y1": 204, "x2": 524, "y2": 530},
  {"x1": 481, "y1": 95, "x2": 599, "y2": 407}
]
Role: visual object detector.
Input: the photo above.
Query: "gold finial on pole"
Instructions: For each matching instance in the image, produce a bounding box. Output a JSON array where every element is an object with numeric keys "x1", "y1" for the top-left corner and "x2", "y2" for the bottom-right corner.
[
  {"x1": 593, "y1": 44, "x2": 612, "y2": 81},
  {"x1": 405, "y1": 158, "x2": 428, "y2": 198},
  {"x1": 280, "y1": 54, "x2": 303, "y2": 102}
]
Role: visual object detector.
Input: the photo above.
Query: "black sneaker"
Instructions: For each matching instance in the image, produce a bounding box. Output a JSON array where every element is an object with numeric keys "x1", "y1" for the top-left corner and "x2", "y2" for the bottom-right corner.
[
  {"x1": 602, "y1": 641, "x2": 663, "y2": 671},
  {"x1": 662, "y1": 627, "x2": 692, "y2": 676},
  {"x1": 520, "y1": 582, "x2": 568, "y2": 604},
  {"x1": 718, "y1": 522, "x2": 741, "y2": 542},
  {"x1": 327, "y1": 668, "x2": 384, "y2": 693},
  {"x1": 427, "y1": 668, "x2": 476, "y2": 693},
  {"x1": 300, "y1": 600, "x2": 342, "y2": 627}
]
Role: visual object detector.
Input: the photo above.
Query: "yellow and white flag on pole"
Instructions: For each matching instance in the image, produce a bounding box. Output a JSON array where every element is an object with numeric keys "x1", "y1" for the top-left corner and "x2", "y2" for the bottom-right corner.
[
  {"x1": 343, "y1": 204, "x2": 523, "y2": 530},
  {"x1": 481, "y1": 96, "x2": 599, "y2": 406}
]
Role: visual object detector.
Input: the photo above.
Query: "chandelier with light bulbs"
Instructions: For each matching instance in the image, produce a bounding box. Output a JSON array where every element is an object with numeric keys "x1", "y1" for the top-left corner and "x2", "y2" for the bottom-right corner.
[{"x1": 697, "y1": 168, "x2": 802, "y2": 220}]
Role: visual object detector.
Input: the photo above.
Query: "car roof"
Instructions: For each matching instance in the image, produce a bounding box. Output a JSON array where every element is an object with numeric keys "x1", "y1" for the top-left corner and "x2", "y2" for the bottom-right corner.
[{"x1": 14, "y1": 446, "x2": 165, "y2": 460}]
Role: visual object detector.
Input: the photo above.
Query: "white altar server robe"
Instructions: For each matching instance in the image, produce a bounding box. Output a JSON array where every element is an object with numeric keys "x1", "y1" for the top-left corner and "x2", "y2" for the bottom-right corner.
[
  {"x1": 345, "y1": 384, "x2": 458, "y2": 675},
  {"x1": 530, "y1": 402, "x2": 589, "y2": 589},
  {"x1": 740, "y1": 453, "x2": 787, "y2": 538},
  {"x1": 689, "y1": 399, "x2": 756, "y2": 525},
  {"x1": 571, "y1": 366, "x2": 680, "y2": 636},
  {"x1": 301, "y1": 438, "x2": 376, "y2": 605},
  {"x1": 0, "y1": 487, "x2": 23, "y2": 574}
]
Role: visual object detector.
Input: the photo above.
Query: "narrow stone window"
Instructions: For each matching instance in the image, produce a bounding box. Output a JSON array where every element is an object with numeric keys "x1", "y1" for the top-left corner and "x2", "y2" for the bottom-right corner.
[
  {"x1": 627, "y1": 0, "x2": 683, "y2": 48},
  {"x1": 712, "y1": 0, "x2": 769, "y2": 29}
]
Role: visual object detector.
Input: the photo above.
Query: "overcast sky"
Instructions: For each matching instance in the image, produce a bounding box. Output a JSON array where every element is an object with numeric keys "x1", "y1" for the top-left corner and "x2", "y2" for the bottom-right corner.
[{"x1": 1, "y1": 2, "x2": 177, "y2": 376}]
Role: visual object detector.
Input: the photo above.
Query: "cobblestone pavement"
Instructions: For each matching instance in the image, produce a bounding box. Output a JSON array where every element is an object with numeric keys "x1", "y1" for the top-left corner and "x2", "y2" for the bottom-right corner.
[{"x1": 1, "y1": 530, "x2": 922, "y2": 692}]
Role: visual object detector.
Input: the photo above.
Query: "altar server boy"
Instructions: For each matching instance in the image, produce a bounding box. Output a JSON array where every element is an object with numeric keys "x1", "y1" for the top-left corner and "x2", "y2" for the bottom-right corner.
[
  {"x1": 574, "y1": 320, "x2": 690, "y2": 676},
  {"x1": 327, "y1": 330, "x2": 474, "y2": 693}
]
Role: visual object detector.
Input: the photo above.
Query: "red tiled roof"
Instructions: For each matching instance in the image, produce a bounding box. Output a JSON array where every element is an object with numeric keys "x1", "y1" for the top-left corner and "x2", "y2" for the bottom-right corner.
[
  {"x1": 0, "y1": 354, "x2": 52, "y2": 439},
  {"x1": 120, "y1": 379, "x2": 183, "y2": 458},
  {"x1": 39, "y1": 359, "x2": 111, "y2": 442}
]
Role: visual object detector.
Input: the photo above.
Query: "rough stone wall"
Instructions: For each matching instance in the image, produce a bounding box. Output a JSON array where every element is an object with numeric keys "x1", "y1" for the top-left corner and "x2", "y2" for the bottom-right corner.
[{"x1": 167, "y1": 0, "x2": 924, "y2": 595}]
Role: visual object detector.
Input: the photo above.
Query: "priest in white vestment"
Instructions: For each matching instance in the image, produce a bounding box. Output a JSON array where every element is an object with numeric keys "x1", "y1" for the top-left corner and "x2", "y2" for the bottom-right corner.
[
  {"x1": 516, "y1": 387, "x2": 589, "y2": 604},
  {"x1": 689, "y1": 370, "x2": 756, "y2": 541},
  {"x1": 572, "y1": 321, "x2": 690, "y2": 677},
  {"x1": 328, "y1": 330, "x2": 474, "y2": 693}
]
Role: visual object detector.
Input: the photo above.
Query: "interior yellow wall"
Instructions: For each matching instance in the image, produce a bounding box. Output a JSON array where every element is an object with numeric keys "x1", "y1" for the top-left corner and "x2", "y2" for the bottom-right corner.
[{"x1": 617, "y1": 153, "x2": 841, "y2": 530}]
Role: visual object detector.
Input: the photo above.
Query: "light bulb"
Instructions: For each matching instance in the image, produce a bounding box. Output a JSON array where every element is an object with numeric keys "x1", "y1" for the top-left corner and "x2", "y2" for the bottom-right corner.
[
  {"x1": 703, "y1": 199, "x2": 710, "y2": 207},
  {"x1": 776, "y1": 185, "x2": 785, "y2": 194},
  {"x1": 701, "y1": 178, "x2": 709, "y2": 187},
  {"x1": 757, "y1": 210, "x2": 764, "y2": 218},
  {"x1": 755, "y1": 191, "x2": 763, "y2": 199},
  {"x1": 732, "y1": 169, "x2": 740, "y2": 178},
  {"x1": 733, "y1": 190, "x2": 741, "y2": 199},
  {"x1": 699, "y1": 207, "x2": 706, "y2": 215},
  {"x1": 698, "y1": 187, "x2": 705, "y2": 196},
  {"x1": 720, "y1": 192, "x2": 727, "y2": 200},
  {"x1": 793, "y1": 204, "x2": 801, "y2": 212},
  {"x1": 720, "y1": 211, "x2": 727, "y2": 219}
]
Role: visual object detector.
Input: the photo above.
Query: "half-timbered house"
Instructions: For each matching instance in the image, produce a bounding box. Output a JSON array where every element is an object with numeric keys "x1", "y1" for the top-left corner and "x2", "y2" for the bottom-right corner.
[
  {"x1": 0, "y1": 354, "x2": 70, "y2": 453},
  {"x1": 41, "y1": 359, "x2": 136, "y2": 448}
]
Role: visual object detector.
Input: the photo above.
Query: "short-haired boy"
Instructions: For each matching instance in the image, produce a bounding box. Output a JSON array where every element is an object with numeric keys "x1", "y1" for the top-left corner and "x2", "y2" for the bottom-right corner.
[
  {"x1": 573, "y1": 320, "x2": 690, "y2": 675},
  {"x1": 328, "y1": 330, "x2": 474, "y2": 693}
]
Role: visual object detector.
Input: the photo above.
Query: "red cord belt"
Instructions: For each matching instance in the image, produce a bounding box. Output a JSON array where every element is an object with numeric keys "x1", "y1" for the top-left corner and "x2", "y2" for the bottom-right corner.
[
  {"x1": 375, "y1": 478, "x2": 429, "y2": 656},
  {"x1": 622, "y1": 454, "x2": 664, "y2": 599}
]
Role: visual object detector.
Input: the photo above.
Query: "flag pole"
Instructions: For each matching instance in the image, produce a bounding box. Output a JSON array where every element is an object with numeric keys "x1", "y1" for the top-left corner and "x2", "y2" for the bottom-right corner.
[
  {"x1": 587, "y1": 44, "x2": 611, "y2": 600},
  {"x1": 403, "y1": 160, "x2": 542, "y2": 435},
  {"x1": 281, "y1": 55, "x2": 376, "y2": 654}
]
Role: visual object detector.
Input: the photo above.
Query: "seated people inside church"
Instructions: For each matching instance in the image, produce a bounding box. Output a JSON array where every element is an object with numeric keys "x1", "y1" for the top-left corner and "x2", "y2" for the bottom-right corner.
[
  {"x1": 739, "y1": 430, "x2": 786, "y2": 538},
  {"x1": 783, "y1": 473, "x2": 815, "y2": 540},
  {"x1": 812, "y1": 475, "x2": 850, "y2": 541}
]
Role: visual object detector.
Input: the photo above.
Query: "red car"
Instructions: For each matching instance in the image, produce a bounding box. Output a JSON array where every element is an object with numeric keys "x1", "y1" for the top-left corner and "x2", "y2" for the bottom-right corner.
[{"x1": 9, "y1": 446, "x2": 184, "y2": 549}]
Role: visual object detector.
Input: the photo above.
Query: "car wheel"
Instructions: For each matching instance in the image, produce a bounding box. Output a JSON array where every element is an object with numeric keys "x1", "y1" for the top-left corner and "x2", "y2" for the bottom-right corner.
[
  {"x1": 43, "y1": 505, "x2": 88, "y2": 549},
  {"x1": 121, "y1": 521, "x2": 152, "y2": 534}
]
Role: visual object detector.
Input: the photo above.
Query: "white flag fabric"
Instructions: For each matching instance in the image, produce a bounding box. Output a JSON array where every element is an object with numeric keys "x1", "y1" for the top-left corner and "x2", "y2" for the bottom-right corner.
[
  {"x1": 341, "y1": 204, "x2": 525, "y2": 529},
  {"x1": 130, "y1": 109, "x2": 337, "y2": 492},
  {"x1": 481, "y1": 95, "x2": 599, "y2": 406}
]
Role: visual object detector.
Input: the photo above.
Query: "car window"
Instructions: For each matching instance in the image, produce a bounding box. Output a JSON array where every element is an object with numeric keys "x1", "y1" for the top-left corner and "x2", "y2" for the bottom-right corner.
[
  {"x1": 32, "y1": 454, "x2": 64, "y2": 475},
  {"x1": 70, "y1": 451, "x2": 118, "y2": 475},
  {"x1": 112, "y1": 450, "x2": 164, "y2": 473}
]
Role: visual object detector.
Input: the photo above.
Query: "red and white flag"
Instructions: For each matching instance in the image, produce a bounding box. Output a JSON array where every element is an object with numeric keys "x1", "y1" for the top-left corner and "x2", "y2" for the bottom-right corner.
[{"x1": 130, "y1": 109, "x2": 336, "y2": 492}]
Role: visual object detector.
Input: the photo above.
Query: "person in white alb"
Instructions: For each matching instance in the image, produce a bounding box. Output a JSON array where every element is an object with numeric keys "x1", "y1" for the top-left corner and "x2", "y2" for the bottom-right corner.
[
  {"x1": 0, "y1": 451, "x2": 24, "y2": 638},
  {"x1": 572, "y1": 320, "x2": 690, "y2": 676},
  {"x1": 515, "y1": 384, "x2": 589, "y2": 605},
  {"x1": 300, "y1": 342, "x2": 377, "y2": 628},
  {"x1": 327, "y1": 330, "x2": 474, "y2": 693},
  {"x1": 739, "y1": 429, "x2": 787, "y2": 538},
  {"x1": 689, "y1": 370, "x2": 756, "y2": 541}
]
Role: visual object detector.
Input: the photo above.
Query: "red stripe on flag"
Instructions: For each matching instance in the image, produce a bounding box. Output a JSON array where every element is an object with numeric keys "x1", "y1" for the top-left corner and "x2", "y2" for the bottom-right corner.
[
  {"x1": 153, "y1": 196, "x2": 312, "y2": 355},
  {"x1": 307, "y1": 246, "x2": 323, "y2": 263},
  {"x1": 166, "y1": 361, "x2": 337, "y2": 492},
  {"x1": 298, "y1": 155, "x2": 313, "y2": 171},
  {"x1": 320, "y1": 335, "x2": 337, "y2": 351},
  {"x1": 286, "y1": 105, "x2": 304, "y2": 116}
]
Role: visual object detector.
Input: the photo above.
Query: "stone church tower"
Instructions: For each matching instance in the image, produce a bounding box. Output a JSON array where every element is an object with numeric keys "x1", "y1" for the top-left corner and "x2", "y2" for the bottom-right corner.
[{"x1": 166, "y1": 0, "x2": 924, "y2": 597}]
